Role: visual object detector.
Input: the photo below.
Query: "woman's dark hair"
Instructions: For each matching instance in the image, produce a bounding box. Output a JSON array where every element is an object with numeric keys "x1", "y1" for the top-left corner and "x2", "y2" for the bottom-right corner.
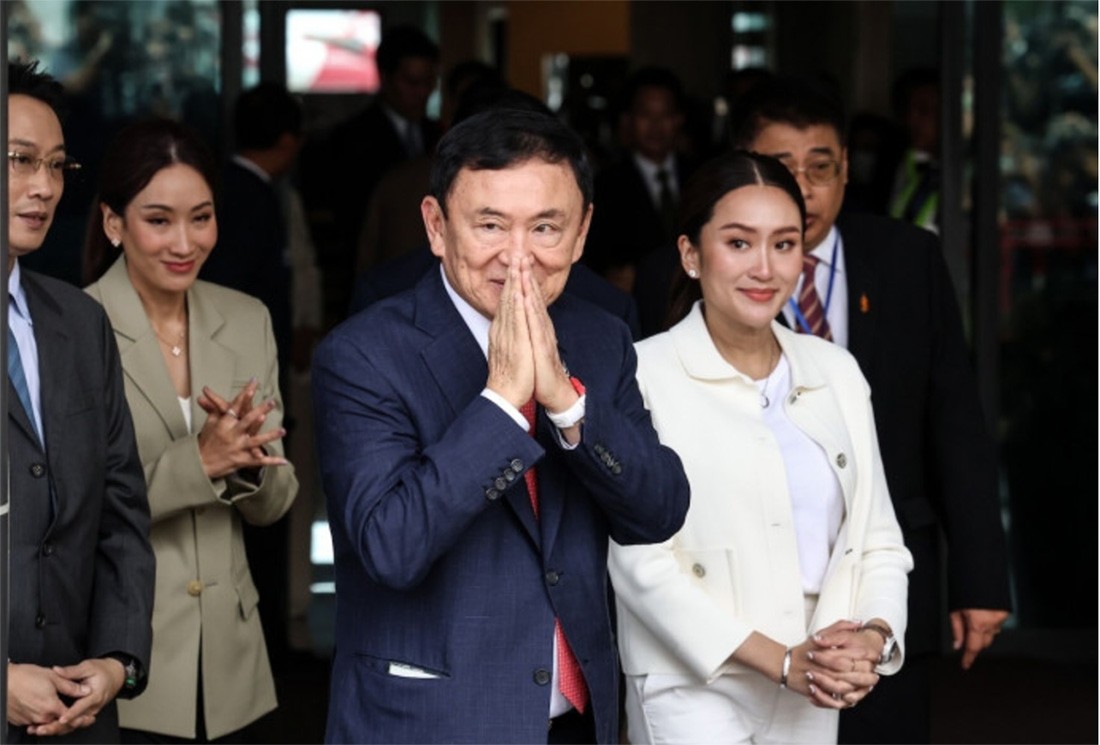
[
  {"x1": 83, "y1": 117, "x2": 219, "y2": 283},
  {"x1": 664, "y1": 150, "x2": 806, "y2": 328}
]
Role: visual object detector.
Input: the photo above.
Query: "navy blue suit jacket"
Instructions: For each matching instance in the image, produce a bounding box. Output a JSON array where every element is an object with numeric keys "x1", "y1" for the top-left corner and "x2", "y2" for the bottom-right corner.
[{"x1": 312, "y1": 268, "x2": 689, "y2": 744}]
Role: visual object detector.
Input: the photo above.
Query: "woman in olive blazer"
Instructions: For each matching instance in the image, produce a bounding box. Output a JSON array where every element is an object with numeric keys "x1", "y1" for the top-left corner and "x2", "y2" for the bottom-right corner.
[{"x1": 84, "y1": 119, "x2": 297, "y2": 742}]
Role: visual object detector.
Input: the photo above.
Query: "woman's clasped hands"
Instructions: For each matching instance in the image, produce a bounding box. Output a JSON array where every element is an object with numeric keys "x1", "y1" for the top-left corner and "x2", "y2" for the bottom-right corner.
[
  {"x1": 196, "y1": 378, "x2": 289, "y2": 479},
  {"x1": 786, "y1": 620, "x2": 885, "y2": 710}
]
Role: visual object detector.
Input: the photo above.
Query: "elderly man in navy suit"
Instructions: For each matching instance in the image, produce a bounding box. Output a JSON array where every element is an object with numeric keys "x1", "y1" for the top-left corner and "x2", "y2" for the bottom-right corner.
[{"x1": 312, "y1": 107, "x2": 689, "y2": 744}]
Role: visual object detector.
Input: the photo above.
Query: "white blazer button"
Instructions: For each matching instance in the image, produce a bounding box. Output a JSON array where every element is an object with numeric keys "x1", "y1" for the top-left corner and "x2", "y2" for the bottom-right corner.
[
  {"x1": 836, "y1": 453, "x2": 848, "y2": 468},
  {"x1": 692, "y1": 563, "x2": 706, "y2": 578}
]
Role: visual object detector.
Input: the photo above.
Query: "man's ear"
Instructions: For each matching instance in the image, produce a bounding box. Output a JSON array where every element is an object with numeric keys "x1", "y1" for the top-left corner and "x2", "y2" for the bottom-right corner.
[
  {"x1": 421, "y1": 196, "x2": 447, "y2": 259},
  {"x1": 571, "y1": 203, "x2": 594, "y2": 264}
]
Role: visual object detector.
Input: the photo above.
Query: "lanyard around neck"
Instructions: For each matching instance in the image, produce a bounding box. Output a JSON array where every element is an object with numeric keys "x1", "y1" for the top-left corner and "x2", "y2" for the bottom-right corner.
[{"x1": 788, "y1": 236, "x2": 839, "y2": 335}]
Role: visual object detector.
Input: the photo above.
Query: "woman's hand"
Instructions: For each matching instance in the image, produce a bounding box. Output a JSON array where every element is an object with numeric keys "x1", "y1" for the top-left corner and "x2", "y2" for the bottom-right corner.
[
  {"x1": 796, "y1": 619, "x2": 885, "y2": 709},
  {"x1": 197, "y1": 380, "x2": 288, "y2": 480}
]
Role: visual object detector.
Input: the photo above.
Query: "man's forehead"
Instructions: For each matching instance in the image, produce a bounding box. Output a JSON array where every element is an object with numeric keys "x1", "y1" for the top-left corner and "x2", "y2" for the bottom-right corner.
[
  {"x1": 449, "y1": 159, "x2": 582, "y2": 202},
  {"x1": 753, "y1": 121, "x2": 842, "y2": 154}
]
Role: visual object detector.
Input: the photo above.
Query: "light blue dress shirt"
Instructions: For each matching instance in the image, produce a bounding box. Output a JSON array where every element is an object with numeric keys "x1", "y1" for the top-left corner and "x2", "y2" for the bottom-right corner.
[{"x1": 8, "y1": 260, "x2": 44, "y2": 440}]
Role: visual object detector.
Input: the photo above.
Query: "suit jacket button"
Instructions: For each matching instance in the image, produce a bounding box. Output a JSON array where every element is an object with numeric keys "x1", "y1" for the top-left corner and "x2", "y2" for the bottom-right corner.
[
  {"x1": 546, "y1": 570, "x2": 560, "y2": 586},
  {"x1": 836, "y1": 453, "x2": 847, "y2": 468},
  {"x1": 611, "y1": 463, "x2": 623, "y2": 475},
  {"x1": 41, "y1": 543, "x2": 54, "y2": 557},
  {"x1": 594, "y1": 444, "x2": 606, "y2": 455},
  {"x1": 510, "y1": 459, "x2": 524, "y2": 473},
  {"x1": 494, "y1": 477, "x2": 508, "y2": 490},
  {"x1": 35, "y1": 613, "x2": 46, "y2": 628},
  {"x1": 504, "y1": 470, "x2": 516, "y2": 483},
  {"x1": 692, "y1": 563, "x2": 706, "y2": 578},
  {"x1": 29, "y1": 463, "x2": 45, "y2": 478},
  {"x1": 533, "y1": 668, "x2": 551, "y2": 685},
  {"x1": 186, "y1": 580, "x2": 203, "y2": 597},
  {"x1": 486, "y1": 488, "x2": 500, "y2": 501}
]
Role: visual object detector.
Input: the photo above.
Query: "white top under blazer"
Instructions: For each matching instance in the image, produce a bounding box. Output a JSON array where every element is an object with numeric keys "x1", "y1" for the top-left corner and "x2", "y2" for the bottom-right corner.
[{"x1": 609, "y1": 301, "x2": 912, "y2": 684}]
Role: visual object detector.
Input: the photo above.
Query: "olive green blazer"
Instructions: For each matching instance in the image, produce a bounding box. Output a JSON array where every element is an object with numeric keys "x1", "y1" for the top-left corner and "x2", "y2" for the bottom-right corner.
[{"x1": 86, "y1": 256, "x2": 298, "y2": 739}]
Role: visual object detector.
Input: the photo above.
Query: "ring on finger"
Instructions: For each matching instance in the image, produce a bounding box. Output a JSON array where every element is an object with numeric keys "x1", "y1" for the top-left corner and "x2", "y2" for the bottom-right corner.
[{"x1": 226, "y1": 409, "x2": 239, "y2": 418}]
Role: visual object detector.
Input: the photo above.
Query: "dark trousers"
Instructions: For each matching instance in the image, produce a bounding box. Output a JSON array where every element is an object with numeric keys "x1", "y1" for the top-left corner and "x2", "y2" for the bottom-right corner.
[{"x1": 839, "y1": 653, "x2": 931, "y2": 744}]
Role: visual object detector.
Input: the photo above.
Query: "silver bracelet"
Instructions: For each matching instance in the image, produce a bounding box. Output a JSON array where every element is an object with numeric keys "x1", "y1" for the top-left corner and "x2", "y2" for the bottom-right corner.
[{"x1": 779, "y1": 647, "x2": 793, "y2": 688}]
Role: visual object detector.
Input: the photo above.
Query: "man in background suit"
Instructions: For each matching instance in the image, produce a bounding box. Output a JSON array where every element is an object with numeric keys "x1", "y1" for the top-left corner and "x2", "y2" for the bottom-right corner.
[
  {"x1": 584, "y1": 67, "x2": 694, "y2": 294},
  {"x1": 731, "y1": 76, "x2": 1011, "y2": 743},
  {"x1": 303, "y1": 24, "x2": 442, "y2": 321},
  {"x1": 5, "y1": 59, "x2": 154, "y2": 743},
  {"x1": 312, "y1": 107, "x2": 689, "y2": 743}
]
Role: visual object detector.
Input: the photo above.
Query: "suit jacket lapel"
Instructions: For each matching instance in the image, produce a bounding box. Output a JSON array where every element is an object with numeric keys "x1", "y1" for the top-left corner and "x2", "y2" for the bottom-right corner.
[
  {"x1": 838, "y1": 220, "x2": 878, "y2": 366},
  {"x1": 188, "y1": 282, "x2": 234, "y2": 425},
  {"x1": 96, "y1": 257, "x2": 189, "y2": 439},
  {"x1": 21, "y1": 273, "x2": 71, "y2": 517},
  {"x1": 413, "y1": 270, "x2": 542, "y2": 546}
]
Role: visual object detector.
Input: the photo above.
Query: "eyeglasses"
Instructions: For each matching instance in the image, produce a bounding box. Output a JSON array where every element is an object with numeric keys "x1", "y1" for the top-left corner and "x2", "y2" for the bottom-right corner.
[
  {"x1": 8, "y1": 152, "x2": 83, "y2": 181},
  {"x1": 785, "y1": 159, "x2": 841, "y2": 187}
]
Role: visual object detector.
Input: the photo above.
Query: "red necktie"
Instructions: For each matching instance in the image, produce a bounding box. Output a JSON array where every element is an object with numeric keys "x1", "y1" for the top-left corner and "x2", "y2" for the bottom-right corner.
[
  {"x1": 797, "y1": 255, "x2": 834, "y2": 341},
  {"x1": 520, "y1": 398, "x2": 589, "y2": 713}
]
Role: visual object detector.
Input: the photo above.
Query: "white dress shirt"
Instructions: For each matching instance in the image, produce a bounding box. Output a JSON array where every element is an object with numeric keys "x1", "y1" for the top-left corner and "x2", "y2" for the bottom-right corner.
[
  {"x1": 633, "y1": 152, "x2": 679, "y2": 210},
  {"x1": 782, "y1": 226, "x2": 850, "y2": 349}
]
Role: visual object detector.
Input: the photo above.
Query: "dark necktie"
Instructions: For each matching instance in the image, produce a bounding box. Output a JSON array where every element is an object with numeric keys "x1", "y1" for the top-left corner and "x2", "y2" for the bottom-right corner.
[
  {"x1": 519, "y1": 398, "x2": 589, "y2": 713},
  {"x1": 655, "y1": 168, "x2": 677, "y2": 239},
  {"x1": 403, "y1": 120, "x2": 423, "y2": 158},
  {"x1": 8, "y1": 324, "x2": 41, "y2": 442},
  {"x1": 796, "y1": 255, "x2": 834, "y2": 341}
]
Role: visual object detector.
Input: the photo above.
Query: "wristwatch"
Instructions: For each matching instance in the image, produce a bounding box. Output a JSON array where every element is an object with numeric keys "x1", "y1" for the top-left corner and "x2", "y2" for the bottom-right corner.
[
  {"x1": 103, "y1": 653, "x2": 145, "y2": 699},
  {"x1": 860, "y1": 622, "x2": 898, "y2": 665}
]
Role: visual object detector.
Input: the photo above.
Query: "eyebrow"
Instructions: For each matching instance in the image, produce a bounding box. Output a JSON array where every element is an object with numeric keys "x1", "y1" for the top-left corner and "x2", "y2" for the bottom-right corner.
[
  {"x1": 8, "y1": 138, "x2": 65, "y2": 154},
  {"x1": 767, "y1": 146, "x2": 837, "y2": 159},
  {"x1": 137, "y1": 201, "x2": 214, "y2": 212},
  {"x1": 717, "y1": 223, "x2": 802, "y2": 235}
]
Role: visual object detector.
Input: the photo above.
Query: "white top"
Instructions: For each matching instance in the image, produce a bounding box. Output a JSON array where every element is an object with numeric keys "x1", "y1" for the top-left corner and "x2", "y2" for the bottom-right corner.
[
  {"x1": 177, "y1": 396, "x2": 192, "y2": 433},
  {"x1": 758, "y1": 355, "x2": 845, "y2": 593}
]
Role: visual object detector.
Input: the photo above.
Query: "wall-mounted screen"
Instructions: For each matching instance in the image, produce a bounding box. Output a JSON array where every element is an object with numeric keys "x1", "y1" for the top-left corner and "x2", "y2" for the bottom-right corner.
[{"x1": 286, "y1": 9, "x2": 381, "y2": 93}]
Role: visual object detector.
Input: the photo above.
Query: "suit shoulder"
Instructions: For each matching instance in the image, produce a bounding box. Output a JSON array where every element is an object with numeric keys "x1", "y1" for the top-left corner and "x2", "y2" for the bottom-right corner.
[
  {"x1": 840, "y1": 212, "x2": 940, "y2": 254},
  {"x1": 30, "y1": 271, "x2": 110, "y2": 320},
  {"x1": 192, "y1": 279, "x2": 270, "y2": 315}
]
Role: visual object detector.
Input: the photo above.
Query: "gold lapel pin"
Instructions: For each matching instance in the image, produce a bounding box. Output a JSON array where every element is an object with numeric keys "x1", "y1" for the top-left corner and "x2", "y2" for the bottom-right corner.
[{"x1": 859, "y1": 293, "x2": 870, "y2": 314}]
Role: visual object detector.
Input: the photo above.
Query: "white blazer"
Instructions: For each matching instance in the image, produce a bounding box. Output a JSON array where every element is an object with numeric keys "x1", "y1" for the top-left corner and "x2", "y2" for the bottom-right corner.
[{"x1": 609, "y1": 302, "x2": 912, "y2": 684}]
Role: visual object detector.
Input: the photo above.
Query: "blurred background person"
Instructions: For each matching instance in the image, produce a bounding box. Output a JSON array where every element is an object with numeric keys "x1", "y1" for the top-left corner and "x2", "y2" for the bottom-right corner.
[
  {"x1": 583, "y1": 67, "x2": 694, "y2": 295},
  {"x1": 84, "y1": 118, "x2": 298, "y2": 743},
  {"x1": 301, "y1": 23, "x2": 441, "y2": 325},
  {"x1": 886, "y1": 68, "x2": 942, "y2": 234},
  {"x1": 609, "y1": 151, "x2": 911, "y2": 744}
]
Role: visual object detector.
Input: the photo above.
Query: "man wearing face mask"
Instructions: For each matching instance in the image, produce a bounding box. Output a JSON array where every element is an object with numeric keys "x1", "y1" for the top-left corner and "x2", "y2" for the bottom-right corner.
[
  {"x1": 312, "y1": 107, "x2": 688, "y2": 744},
  {"x1": 5, "y1": 59, "x2": 154, "y2": 743}
]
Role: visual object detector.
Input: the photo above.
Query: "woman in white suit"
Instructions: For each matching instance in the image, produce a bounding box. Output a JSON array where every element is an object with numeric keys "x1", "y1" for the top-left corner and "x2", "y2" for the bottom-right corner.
[
  {"x1": 84, "y1": 119, "x2": 298, "y2": 743},
  {"x1": 608, "y1": 151, "x2": 911, "y2": 744}
]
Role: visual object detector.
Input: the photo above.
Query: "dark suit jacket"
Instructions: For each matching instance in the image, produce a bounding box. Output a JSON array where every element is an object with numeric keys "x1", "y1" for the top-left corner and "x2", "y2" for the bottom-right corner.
[
  {"x1": 349, "y1": 246, "x2": 642, "y2": 340},
  {"x1": 837, "y1": 212, "x2": 1011, "y2": 654},
  {"x1": 584, "y1": 155, "x2": 692, "y2": 276},
  {"x1": 312, "y1": 269, "x2": 689, "y2": 744},
  {"x1": 7, "y1": 270, "x2": 154, "y2": 743},
  {"x1": 305, "y1": 102, "x2": 440, "y2": 270},
  {"x1": 202, "y1": 159, "x2": 292, "y2": 389}
]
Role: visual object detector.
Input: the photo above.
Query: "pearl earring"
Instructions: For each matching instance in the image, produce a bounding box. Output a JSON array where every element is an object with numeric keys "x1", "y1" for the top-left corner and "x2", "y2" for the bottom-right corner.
[
  {"x1": 111, "y1": 237, "x2": 121, "y2": 248},
  {"x1": 688, "y1": 269, "x2": 698, "y2": 279}
]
